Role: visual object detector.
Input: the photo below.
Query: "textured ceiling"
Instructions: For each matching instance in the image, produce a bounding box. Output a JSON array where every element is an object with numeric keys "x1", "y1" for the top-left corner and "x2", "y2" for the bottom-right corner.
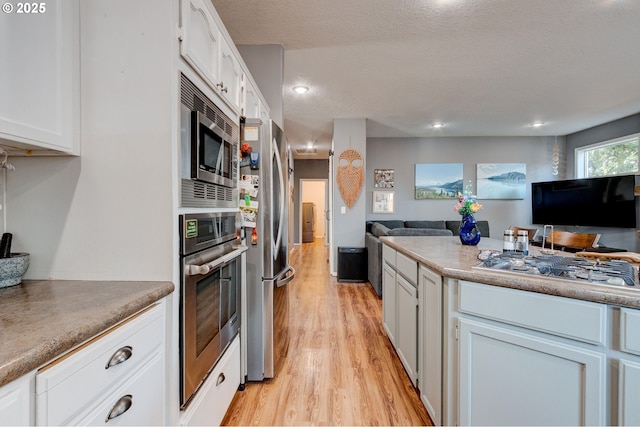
[{"x1": 211, "y1": 0, "x2": 640, "y2": 159}]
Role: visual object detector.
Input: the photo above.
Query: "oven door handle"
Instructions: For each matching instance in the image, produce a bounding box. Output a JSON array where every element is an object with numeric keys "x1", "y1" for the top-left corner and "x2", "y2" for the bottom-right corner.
[{"x1": 186, "y1": 247, "x2": 247, "y2": 276}]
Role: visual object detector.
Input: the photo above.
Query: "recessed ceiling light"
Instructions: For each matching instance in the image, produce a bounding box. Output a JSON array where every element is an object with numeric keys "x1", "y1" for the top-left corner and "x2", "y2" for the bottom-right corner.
[
  {"x1": 431, "y1": 122, "x2": 444, "y2": 128},
  {"x1": 530, "y1": 121, "x2": 546, "y2": 128},
  {"x1": 292, "y1": 86, "x2": 309, "y2": 94}
]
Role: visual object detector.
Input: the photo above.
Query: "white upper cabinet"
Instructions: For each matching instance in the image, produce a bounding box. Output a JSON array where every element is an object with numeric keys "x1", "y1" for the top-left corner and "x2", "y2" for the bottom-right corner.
[
  {"x1": 0, "y1": 0, "x2": 79, "y2": 154},
  {"x1": 179, "y1": 0, "x2": 243, "y2": 115},
  {"x1": 244, "y1": 79, "x2": 261, "y2": 119},
  {"x1": 219, "y1": 39, "x2": 243, "y2": 112}
]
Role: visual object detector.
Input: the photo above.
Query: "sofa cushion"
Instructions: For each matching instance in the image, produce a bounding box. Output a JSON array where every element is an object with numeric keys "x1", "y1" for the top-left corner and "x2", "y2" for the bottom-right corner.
[
  {"x1": 387, "y1": 228, "x2": 453, "y2": 237},
  {"x1": 404, "y1": 220, "x2": 446, "y2": 229},
  {"x1": 371, "y1": 222, "x2": 391, "y2": 237},
  {"x1": 374, "y1": 220, "x2": 405, "y2": 230}
]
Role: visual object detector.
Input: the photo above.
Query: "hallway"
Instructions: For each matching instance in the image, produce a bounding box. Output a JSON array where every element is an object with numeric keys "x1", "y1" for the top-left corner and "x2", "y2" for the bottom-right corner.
[{"x1": 222, "y1": 239, "x2": 432, "y2": 425}]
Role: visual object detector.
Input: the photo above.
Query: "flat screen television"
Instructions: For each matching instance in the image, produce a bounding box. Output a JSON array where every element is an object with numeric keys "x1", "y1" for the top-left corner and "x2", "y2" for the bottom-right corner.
[{"x1": 531, "y1": 175, "x2": 638, "y2": 228}]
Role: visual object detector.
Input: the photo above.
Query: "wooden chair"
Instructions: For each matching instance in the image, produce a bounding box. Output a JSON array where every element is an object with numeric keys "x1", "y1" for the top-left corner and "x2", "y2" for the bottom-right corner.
[
  {"x1": 508, "y1": 226, "x2": 539, "y2": 242},
  {"x1": 547, "y1": 230, "x2": 601, "y2": 251}
]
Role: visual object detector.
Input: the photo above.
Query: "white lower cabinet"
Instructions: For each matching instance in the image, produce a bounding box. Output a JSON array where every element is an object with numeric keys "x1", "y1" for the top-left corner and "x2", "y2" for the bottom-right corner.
[
  {"x1": 35, "y1": 302, "x2": 166, "y2": 426},
  {"x1": 418, "y1": 265, "x2": 442, "y2": 426},
  {"x1": 619, "y1": 358, "x2": 640, "y2": 426},
  {"x1": 381, "y1": 244, "x2": 419, "y2": 385},
  {"x1": 74, "y1": 352, "x2": 163, "y2": 426},
  {"x1": 616, "y1": 307, "x2": 640, "y2": 426},
  {"x1": 450, "y1": 280, "x2": 609, "y2": 426},
  {"x1": 396, "y1": 274, "x2": 418, "y2": 386},
  {"x1": 180, "y1": 335, "x2": 240, "y2": 427},
  {"x1": 0, "y1": 374, "x2": 33, "y2": 426},
  {"x1": 458, "y1": 317, "x2": 606, "y2": 426},
  {"x1": 382, "y1": 256, "x2": 397, "y2": 345}
]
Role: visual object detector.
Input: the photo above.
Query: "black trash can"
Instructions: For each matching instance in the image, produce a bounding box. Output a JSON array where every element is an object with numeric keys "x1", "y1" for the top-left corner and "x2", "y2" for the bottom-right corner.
[{"x1": 337, "y1": 247, "x2": 368, "y2": 282}]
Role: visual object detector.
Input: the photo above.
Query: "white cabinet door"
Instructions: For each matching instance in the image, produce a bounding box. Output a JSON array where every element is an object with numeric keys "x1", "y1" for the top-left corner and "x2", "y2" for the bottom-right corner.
[
  {"x1": 419, "y1": 265, "x2": 442, "y2": 426},
  {"x1": 458, "y1": 318, "x2": 606, "y2": 426},
  {"x1": 0, "y1": 0, "x2": 79, "y2": 154},
  {"x1": 179, "y1": 0, "x2": 222, "y2": 93},
  {"x1": 396, "y1": 274, "x2": 418, "y2": 387},
  {"x1": 0, "y1": 374, "x2": 33, "y2": 426},
  {"x1": 382, "y1": 262, "x2": 396, "y2": 345},
  {"x1": 244, "y1": 79, "x2": 261, "y2": 119},
  {"x1": 219, "y1": 39, "x2": 243, "y2": 113},
  {"x1": 619, "y1": 358, "x2": 640, "y2": 426}
]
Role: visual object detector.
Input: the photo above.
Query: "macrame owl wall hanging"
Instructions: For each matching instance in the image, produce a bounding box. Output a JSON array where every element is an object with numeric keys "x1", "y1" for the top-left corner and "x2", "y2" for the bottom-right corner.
[{"x1": 336, "y1": 148, "x2": 364, "y2": 208}]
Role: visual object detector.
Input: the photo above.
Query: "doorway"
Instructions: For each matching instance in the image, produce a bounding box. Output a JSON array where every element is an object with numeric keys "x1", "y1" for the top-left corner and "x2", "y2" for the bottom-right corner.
[{"x1": 300, "y1": 179, "x2": 328, "y2": 245}]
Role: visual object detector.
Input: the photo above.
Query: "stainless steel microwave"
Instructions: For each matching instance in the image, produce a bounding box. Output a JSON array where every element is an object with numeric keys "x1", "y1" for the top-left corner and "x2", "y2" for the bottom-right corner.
[{"x1": 190, "y1": 110, "x2": 238, "y2": 189}]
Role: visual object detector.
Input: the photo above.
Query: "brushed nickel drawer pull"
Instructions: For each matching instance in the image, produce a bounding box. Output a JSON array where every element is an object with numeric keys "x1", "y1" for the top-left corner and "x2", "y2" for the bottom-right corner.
[
  {"x1": 105, "y1": 346, "x2": 133, "y2": 369},
  {"x1": 105, "y1": 394, "x2": 132, "y2": 422},
  {"x1": 216, "y1": 372, "x2": 225, "y2": 386}
]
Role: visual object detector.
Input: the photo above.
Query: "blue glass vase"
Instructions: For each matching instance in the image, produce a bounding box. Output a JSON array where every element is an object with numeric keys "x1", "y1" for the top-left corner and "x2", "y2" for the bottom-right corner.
[{"x1": 459, "y1": 214, "x2": 481, "y2": 245}]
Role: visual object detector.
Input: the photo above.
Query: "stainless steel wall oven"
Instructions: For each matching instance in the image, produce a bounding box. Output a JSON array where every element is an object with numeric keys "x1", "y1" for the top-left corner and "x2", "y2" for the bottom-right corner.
[{"x1": 179, "y1": 211, "x2": 245, "y2": 408}]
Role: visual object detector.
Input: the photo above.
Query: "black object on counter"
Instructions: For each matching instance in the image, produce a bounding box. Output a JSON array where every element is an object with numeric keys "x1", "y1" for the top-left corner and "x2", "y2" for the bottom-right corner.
[{"x1": 0, "y1": 233, "x2": 12, "y2": 258}]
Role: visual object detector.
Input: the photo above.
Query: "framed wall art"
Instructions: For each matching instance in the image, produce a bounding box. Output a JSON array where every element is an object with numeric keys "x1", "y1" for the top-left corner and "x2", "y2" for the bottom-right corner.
[
  {"x1": 372, "y1": 191, "x2": 394, "y2": 213},
  {"x1": 414, "y1": 163, "x2": 463, "y2": 199},
  {"x1": 477, "y1": 163, "x2": 526, "y2": 199},
  {"x1": 374, "y1": 169, "x2": 394, "y2": 188}
]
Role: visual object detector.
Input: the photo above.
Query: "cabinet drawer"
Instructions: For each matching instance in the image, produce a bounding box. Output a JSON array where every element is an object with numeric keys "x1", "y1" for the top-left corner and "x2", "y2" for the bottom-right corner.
[
  {"x1": 73, "y1": 351, "x2": 164, "y2": 426},
  {"x1": 382, "y1": 244, "x2": 396, "y2": 267},
  {"x1": 396, "y1": 251, "x2": 417, "y2": 285},
  {"x1": 620, "y1": 308, "x2": 640, "y2": 356},
  {"x1": 36, "y1": 303, "x2": 164, "y2": 426},
  {"x1": 181, "y1": 335, "x2": 240, "y2": 426},
  {"x1": 459, "y1": 281, "x2": 606, "y2": 345}
]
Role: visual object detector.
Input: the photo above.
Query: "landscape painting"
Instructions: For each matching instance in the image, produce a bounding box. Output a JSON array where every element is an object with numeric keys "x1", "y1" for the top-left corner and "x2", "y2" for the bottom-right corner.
[
  {"x1": 476, "y1": 163, "x2": 526, "y2": 199},
  {"x1": 414, "y1": 163, "x2": 463, "y2": 199}
]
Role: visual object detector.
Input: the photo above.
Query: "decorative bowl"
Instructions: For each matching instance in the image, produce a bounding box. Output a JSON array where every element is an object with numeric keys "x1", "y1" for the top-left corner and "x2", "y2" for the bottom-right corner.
[{"x1": 0, "y1": 253, "x2": 30, "y2": 288}]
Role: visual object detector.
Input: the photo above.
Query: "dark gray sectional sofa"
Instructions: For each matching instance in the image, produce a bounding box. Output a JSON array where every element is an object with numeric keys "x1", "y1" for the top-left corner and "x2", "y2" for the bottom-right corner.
[{"x1": 365, "y1": 219, "x2": 490, "y2": 296}]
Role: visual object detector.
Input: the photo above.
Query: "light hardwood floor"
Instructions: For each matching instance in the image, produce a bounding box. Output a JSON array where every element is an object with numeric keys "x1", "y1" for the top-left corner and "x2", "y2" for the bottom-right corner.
[{"x1": 222, "y1": 239, "x2": 432, "y2": 426}]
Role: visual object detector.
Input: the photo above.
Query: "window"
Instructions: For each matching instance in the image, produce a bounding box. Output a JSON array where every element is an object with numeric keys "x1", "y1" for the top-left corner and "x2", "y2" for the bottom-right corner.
[{"x1": 575, "y1": 133, "x2": 639, "y2": 178}]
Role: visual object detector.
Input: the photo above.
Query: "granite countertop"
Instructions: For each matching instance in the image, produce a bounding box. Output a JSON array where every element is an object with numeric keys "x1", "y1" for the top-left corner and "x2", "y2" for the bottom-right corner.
[
  {"x1": 0, "y1": 279, "x2": 174, "y2": 387},
  {"x1": 381, "y1": 236, "x2": 640, "y2": 310}
]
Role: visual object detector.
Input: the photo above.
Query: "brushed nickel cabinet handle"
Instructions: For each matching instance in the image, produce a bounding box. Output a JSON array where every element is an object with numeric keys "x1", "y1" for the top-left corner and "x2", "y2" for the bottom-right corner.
[
  {"x1": 105, "y1": 394, "x2": 132, "y2": 422},
  {"x1": 216, "y1": 372, "x2": 225, "y2": 386},
  {"x1": 105, "y1": 346, "x2": 133, "y2": 369}
]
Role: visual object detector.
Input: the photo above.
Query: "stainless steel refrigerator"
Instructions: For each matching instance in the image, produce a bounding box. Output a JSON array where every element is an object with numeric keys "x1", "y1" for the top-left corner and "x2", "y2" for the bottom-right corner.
[{"x1": 240, "y1": 118, "x2": 295, "y2": 381}]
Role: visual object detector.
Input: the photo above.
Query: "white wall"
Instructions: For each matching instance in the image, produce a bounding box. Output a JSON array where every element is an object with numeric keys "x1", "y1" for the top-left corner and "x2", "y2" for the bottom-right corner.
[{"x1": 7, "y1": 0, "x2": 177, "y2": 281}]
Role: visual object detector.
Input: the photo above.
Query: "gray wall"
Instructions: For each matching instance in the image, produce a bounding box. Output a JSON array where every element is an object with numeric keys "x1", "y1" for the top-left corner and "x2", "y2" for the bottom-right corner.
[
  {"x1": 236, "y1": 44, "x2": 284, "y2": 128},
  {"x1": 564, "y1": 112, "x2": 640, "y2": 251},
  {"x1": 332, "y1": 119, "x2": 367, "y2": 261},
  {"x1": 566, "y1": 113, "x2": 640, "y2": 177},
  {"x1": 292, "y1": 159, "x2": 329, "y2": 243},
  {"x1": 365, "y1": 136, "x2": 562, "y2": 239}
]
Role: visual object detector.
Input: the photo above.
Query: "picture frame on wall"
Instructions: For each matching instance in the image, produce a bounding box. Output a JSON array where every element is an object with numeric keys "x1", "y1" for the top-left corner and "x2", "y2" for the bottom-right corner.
[
  {"x1": 374, "y1": 169, "x2": 395, "y2": 188},
  {"x1": 477, "y1": 163, "x2": 526, "y2": 199},
  {"x1": 414, "y1": 163, "x2": 463, "y2": 199},
  {"x1": 372, "y1": 190, "x2": 394, "y2": 213}
]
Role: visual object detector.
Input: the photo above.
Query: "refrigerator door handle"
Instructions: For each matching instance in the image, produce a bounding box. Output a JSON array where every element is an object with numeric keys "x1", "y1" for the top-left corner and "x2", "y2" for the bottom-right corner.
[
  {"x1": 272, "y1": 136, "x2": 285, "y2": 259},
  {"x1": 275, "y1": 265, "x2": 295, "y2": 288}
]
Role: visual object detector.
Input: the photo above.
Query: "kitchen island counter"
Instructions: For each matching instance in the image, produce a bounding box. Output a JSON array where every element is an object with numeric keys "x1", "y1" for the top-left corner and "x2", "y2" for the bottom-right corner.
[
  {"x1": 0, "y1": 279, "x2": 174, "y2": 387},
  {"x1": 381, "y1": 235, "x2": 640, "y2": 309}
]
